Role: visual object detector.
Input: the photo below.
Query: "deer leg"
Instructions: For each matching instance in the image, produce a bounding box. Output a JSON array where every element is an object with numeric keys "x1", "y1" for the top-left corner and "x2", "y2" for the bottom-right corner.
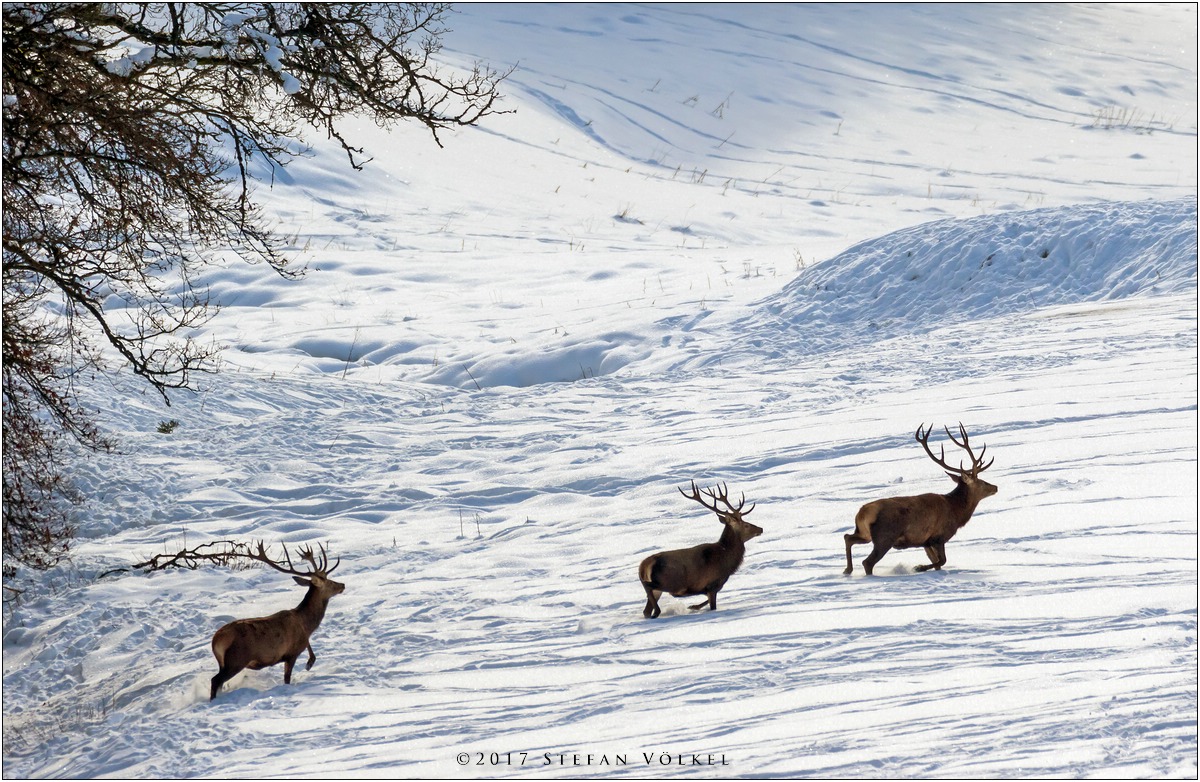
[
  {"x1": 862, "y1": 539, "x2": 892, "y2": 576},
  {"x1": 691, "y1": 578, "x2": 726, "y2": 611},
  {"x1": 305, "y1": 642, "x2": 316, "y2": 671},
  {"x1": 642, "y1": 584, "x2": 661, "y2": 619},
  {"x1": 690, "y1": 585, "x2": 720, "y2": 611},
  {"x1": 283, "y1": 656, "x2": 297, "y2": 685},
  {"x1": 920, "y1": 541, "x2": 946, "y2": 571},
  {"x1": 846, "y1": 507, "x2": 876, "y2": 575},
  {"x1": 844, "y1": 532, "x2": 868, "y2": 575},
  {"x1": 210, "y1": 667, "x2": 238, "y2": 701}
]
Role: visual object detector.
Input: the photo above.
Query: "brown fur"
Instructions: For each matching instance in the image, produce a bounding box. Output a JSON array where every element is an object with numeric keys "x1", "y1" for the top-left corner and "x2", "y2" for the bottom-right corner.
[
  {"x1": 640, "y1": 482, "x2": 762, "y2": 618},
  {"x1": 844, "y1": 424, "x2": 997, "y2": 575}
]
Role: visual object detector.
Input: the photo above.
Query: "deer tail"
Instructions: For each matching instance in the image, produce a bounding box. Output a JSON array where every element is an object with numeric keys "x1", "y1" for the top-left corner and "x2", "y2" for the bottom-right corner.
[
  {"x1": 639, "y1": 555, "x2": 661, "y2": 586},
  {"x1": 854, "y1": 504, "x2": 878, "y2": 541},
  {"x1": 211, "y1": 626, "x2": 234, "y2": 667}
]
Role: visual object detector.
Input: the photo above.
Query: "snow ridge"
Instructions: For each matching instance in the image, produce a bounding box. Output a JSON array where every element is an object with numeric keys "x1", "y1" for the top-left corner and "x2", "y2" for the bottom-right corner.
[{"x1": 744, "y1": 197, "x2": 1198, "y2": 356}]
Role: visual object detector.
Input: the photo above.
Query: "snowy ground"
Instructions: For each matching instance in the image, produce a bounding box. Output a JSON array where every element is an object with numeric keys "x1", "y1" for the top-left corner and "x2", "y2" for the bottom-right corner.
[{"x1": 3, "y1": 3, "x2": 1197, "y2": 779}]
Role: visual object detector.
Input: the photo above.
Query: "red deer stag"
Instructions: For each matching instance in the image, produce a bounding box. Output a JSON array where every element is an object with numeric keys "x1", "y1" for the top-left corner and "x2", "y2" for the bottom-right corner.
[
  {"x1": 639, "y1": 482, "x2": 762, "y2": 618},
  {"x1": 844, "y1": 423, "x2": 997, "y2": 576},
  {"x1": 210, "y1": 542, "x2": 344, "y2": 700}
]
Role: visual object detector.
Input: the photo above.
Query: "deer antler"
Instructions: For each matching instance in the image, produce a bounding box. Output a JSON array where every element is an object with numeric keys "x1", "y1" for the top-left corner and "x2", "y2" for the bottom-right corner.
[
  {"x1": 299, "y1": 543, "x2": 340, "y2": 575},
  {"x1": 916, "y1": 423, "x2": 993, "y2": 477},
  {"x1": 706, "y1": 482, "x2": 755, "y2": 515},
  {"x1": 247, "y1": 542, "x2": 338, "y2": 578},
  {"x1": 679, "y1": 481, "x2": 755, "y2": 516},
  {"x1": 679, "y1": 480, "x2": 717, "y2": 512}
]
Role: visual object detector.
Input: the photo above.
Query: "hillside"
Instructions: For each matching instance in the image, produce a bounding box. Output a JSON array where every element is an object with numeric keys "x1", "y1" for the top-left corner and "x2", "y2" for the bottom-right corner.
[{"x1": 3, "y1": 4, "x2": 1196, "y2": 778}]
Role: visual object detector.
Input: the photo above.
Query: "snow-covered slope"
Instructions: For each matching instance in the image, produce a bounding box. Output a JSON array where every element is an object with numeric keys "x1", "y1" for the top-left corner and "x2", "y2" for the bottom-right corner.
[
  {"x1": 728, "y1": 197, "x2": 1198, "y2": 358},
  {"x1": 3, "y1": 3, "x2": 1196, "y2": 779}
]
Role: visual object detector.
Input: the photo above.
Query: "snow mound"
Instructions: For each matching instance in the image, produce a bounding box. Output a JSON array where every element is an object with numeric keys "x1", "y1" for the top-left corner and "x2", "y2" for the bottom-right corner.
[
  {"x1": 742, "y1": 198, "x2": 1197, "y2": 354},
  {"x1": 424, "y1": 331, "x2": 649, "y2": 388}
]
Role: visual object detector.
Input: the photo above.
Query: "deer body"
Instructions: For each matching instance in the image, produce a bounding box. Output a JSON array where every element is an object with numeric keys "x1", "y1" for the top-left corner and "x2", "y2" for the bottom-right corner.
[
  {"x1": 640, "y1": 482, "x2": 762, "y2": 618},
  {"x1": 844, "y1": 424, "x2": 997, "y2": 576},
  {"x1": 210, "y1": 544, "x2": 344, "y2": 700}
]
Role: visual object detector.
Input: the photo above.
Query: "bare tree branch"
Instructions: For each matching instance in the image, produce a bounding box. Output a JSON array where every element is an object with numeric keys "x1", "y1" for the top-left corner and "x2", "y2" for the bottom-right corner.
[{"x1": 2, "y1": 2, "x2": 508, "y2": 570}]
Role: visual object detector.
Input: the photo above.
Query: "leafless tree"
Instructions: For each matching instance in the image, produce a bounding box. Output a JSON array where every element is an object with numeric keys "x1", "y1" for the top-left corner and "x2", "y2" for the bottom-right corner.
[{"x1": 2, "y1": 3, "x2": 507, "y2": 570}]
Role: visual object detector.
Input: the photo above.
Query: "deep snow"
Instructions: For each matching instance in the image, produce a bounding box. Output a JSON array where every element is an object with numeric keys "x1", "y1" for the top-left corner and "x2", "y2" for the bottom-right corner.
[{"x1": 3, "y1": 3, "x2": 1197, "y2": 779}]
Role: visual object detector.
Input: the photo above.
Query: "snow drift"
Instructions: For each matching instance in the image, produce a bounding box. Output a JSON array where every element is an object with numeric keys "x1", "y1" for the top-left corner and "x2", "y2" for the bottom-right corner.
[{"x1": 743, "y1": 197, "x2": 1198, "y2": 355}]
